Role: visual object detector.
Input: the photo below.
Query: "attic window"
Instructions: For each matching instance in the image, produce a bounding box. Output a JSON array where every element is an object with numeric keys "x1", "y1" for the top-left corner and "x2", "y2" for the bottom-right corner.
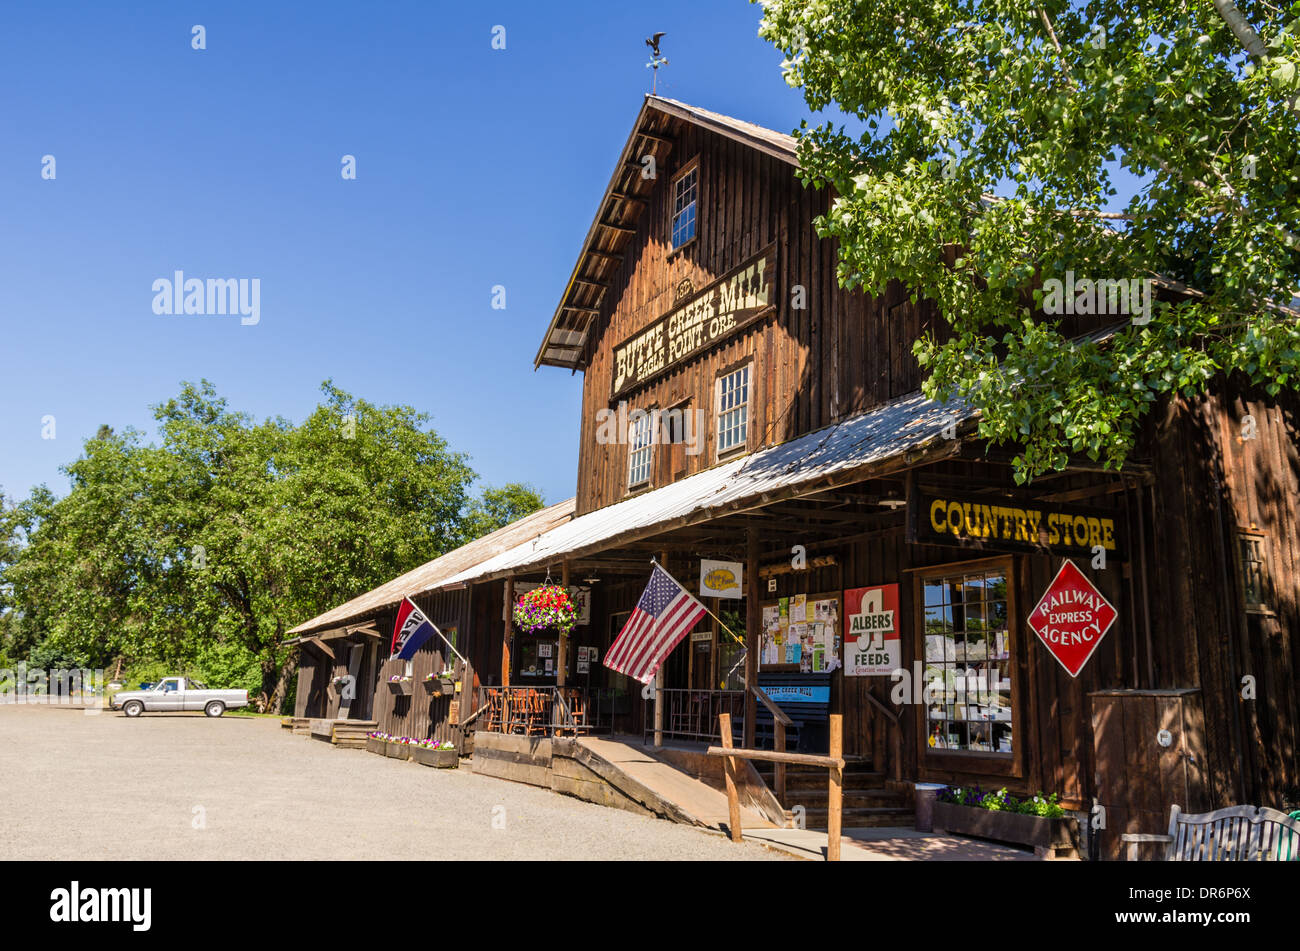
[{"x1": 670, "y1": 163, "x2": 698, "y2": 251}]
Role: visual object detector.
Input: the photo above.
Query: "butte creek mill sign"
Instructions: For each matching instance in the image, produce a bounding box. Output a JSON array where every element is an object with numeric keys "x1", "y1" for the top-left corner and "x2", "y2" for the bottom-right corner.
[{"x1": 610, "y1": 245, "x2": 776, "y2": 400}]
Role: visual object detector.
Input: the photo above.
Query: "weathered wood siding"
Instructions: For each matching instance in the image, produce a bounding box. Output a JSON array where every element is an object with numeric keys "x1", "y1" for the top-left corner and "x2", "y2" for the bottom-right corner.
[
  {"x1": 366, "y1": 588, "x2": 475, "y2": 750},
  {"x1": 574, "y1": 122, "x2": 939, "y2": 515}
]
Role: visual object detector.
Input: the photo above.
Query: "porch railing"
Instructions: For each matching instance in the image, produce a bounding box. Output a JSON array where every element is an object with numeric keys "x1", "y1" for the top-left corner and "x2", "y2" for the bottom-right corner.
[
  {"x1": 643, "y1": 688, "x2": 745, "y2": 745},
  {"x1": 476, "y1": 686, "x2": 594, "y2": 737}
]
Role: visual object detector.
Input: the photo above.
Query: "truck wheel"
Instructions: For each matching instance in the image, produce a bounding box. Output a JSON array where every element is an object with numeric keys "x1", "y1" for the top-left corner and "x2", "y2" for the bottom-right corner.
[
  {"x1": 123, "y1": 700, "x2": 143, "y2": 718},
  {"x1": 204, "y1": 701, "x2": 225, "y2": 718}
]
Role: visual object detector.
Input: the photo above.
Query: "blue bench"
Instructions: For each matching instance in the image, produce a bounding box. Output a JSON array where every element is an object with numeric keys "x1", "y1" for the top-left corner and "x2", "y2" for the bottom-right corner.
[{"x1": 755, "y1": 673, "x2": 832, "y2": 753}]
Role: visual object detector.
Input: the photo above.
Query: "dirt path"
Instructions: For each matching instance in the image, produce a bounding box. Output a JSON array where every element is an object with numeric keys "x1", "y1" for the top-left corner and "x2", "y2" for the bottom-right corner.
[{"x1": 0, "y1": 704, "x2": 785, "y2": 861}]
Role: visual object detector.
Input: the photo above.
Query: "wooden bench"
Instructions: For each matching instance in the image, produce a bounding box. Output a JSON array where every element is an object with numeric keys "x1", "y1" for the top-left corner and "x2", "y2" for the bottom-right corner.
[
  {"x1": 1121, "y1": 804, "x2": 1300, "y2": 861},
  {"x1": 755, "y1": 674, "x2": 830, "y2": 753}
]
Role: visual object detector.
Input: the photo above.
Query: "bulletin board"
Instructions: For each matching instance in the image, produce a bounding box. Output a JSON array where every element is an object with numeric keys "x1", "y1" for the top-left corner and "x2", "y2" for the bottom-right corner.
[{"x1": 759, "y1": 591, "x2": 842, "y2": 673}]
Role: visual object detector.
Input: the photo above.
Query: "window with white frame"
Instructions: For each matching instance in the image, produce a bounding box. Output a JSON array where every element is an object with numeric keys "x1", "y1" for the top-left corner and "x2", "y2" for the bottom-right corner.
[
  {"x1": 627, "y1": 409, "x2": 655, "y2": 489},
  {"x1": 715, "y1": 365, "x2": 750, "y2": 456},
  {"x1": 670, "y1": 164, "x2": 698, "y2": 251}
]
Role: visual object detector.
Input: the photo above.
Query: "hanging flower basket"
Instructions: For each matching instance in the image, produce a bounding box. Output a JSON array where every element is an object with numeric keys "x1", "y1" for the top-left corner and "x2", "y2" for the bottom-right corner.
[
  {"x1": 513, "y1": 584, "x2": 577, "y2": 636},
  {"x1": 387, "y1": 676, "x2": 412, "y2": 696}
]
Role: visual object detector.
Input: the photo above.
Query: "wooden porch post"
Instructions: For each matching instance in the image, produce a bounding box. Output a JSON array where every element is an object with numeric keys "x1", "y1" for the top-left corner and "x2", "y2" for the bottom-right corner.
[
  {"x1": 828, "y1": 714, "x2": 843, "y2": 862},
  {"x1": 654, "y1": 550, "x2": 668, "y2": 747},
  {"x1": 502, "y1": 576, "x2": 514, "y2": 688},
  {"x1": 709, "y1": 597, "x2": 720, "y2": 689},
  {"x1": 559, "y1": 562, "x2": 569, "y2": 688},
  {"x1": 744, "y1": 526, "x2": 759, "y2": 749},
  {"x1": 719, "y1": 712, "x2": 743, "y2": 842}
]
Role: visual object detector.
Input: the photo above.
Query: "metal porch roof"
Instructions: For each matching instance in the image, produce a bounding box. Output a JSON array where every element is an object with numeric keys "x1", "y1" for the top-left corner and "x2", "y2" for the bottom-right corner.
[{"x1": 434, "y1": 391, "x2": 976, "y2": 589}]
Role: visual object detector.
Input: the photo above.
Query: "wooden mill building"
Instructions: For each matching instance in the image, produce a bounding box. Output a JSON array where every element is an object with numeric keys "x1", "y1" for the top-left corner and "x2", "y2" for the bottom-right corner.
[{"x1": 288, "y1": 95, "x2": 1300, "y2": 859}]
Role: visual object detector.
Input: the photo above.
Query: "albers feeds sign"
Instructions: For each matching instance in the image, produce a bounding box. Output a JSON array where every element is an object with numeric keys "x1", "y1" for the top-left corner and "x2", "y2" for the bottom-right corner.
[{"x1": 611, "y1": 245, "x2": 776, "y2": 400}]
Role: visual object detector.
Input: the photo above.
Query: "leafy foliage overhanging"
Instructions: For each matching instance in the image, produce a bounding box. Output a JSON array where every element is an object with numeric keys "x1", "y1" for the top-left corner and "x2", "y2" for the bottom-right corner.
[{"x1": 756, "y1": 0, "x2": 1300, "y2": 480}]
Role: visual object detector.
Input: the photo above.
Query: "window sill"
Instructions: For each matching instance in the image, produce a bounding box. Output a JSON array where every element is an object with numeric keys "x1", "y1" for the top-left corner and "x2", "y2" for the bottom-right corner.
[{"x1": 667, "y1": 237, "x2": 697, "y2": 261}]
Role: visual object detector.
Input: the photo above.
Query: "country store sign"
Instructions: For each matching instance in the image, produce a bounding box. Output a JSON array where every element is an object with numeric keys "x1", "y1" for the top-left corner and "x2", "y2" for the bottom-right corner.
[
  {"x1": 1027, "y1": 560, "x2": 1117, "y2": 677},
  {"x1": 611, "y1": 245, "x2": 776, "y2": 399},
  {"x1": 908, "y1": 489, "x2": 1124, "y2": 560}
]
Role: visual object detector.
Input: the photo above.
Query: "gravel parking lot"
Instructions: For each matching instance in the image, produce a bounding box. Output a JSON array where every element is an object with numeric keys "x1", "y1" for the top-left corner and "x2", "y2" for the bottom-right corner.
[{"x1": 0, "y1": 703, "x2": 785, "y2": 861}]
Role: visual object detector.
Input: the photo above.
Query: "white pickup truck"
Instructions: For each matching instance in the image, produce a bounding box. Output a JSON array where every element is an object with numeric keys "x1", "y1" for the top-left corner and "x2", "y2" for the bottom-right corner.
[{"x1": 110, "y1": 677, "x2": 249, "y2": 718}]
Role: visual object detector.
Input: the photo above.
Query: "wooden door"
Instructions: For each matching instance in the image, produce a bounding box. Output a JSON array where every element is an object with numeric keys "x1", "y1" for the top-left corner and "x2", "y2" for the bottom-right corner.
[{"x1": 1089, "y1": 688, "x2": 1210, "y2": 859}]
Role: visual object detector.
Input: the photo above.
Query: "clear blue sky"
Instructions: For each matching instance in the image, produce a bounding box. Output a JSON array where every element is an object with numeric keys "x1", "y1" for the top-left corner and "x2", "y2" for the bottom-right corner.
[{"x1": 0, "y1": 1, "x2": 811, "y2": 506}]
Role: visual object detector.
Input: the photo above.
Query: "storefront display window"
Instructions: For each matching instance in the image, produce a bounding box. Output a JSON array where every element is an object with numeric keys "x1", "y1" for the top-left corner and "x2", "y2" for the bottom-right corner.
[
  {"x1": 517, "y1": 636, "x2": 558, "y2": 678},
  {"x1": 921, "y1": 565, "x2": 1013, "y2": 755}
]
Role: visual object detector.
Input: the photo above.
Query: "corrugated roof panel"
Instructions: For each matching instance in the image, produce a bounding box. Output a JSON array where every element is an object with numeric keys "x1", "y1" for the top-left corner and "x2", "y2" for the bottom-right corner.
[
  {"x1": 436, "y1": 392, "x2": 974, "y2": 588},
  {"x1": 287, "y1": 497, "x2": 577, "y2": 635}
]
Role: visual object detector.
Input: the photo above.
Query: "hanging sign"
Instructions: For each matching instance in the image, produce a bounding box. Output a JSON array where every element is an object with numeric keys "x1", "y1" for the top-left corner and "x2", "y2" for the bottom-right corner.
[
  {"x1": 844, "y1": 584, "x2": 900, "y2": 676},
  {"x1": 907, "y1": 489, "x2": 1124, "y2": 560},
  {"x1": 699, "y1": 559, "x2": 744, "y2": 599},
  {"x1": 611, "y1": 245, "x2": 776, "y2": 399},
  {"x1": 1026, "y1": 559, "x2": 1117, "y2": 677},
  {"x1": 763, "y1": 683, "x2": 830, "y2": 705}
]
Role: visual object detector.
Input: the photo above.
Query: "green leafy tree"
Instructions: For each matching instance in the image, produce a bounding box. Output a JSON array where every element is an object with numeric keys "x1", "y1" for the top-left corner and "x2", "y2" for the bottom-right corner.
[
  {"x1": 757, "y1": 0, "x2": 1300, "y2": 480},
  {"x1": 460, "y1": 483, "x2": 546, "y2": 544},
  {"x1": 1, "y1": 381, "x2": 480, "y2": 711}
]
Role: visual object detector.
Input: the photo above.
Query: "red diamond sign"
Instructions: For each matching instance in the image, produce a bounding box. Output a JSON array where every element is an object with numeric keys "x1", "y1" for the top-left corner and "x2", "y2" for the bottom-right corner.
[{"x1": 1027, "y1": 559, "x2": 1117, "y2": 678}]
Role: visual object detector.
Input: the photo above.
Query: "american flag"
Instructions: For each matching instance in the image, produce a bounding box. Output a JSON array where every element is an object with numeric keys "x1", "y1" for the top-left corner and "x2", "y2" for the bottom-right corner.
[{"x1": 605, "y1": 564, "x2": 707, "y2": 684}]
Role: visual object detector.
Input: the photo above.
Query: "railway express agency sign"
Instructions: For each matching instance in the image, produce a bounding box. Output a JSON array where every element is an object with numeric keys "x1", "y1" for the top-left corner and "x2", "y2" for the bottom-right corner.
[
  {"x1": 1027, "y1": 560, "x2": 1117, "y2": 677},
  {"x1": 611, "y1": 246, "x2": 776, "y2": 400}
]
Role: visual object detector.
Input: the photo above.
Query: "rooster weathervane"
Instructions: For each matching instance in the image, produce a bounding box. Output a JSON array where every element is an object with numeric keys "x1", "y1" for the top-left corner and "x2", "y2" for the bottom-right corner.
[{"x1": 645, "y1": 32, "x2": 668, "y2": 94}]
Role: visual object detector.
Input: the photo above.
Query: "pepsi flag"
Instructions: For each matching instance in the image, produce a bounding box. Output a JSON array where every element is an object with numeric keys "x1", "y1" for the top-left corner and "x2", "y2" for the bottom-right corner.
[
  {"x1": 605, "y1": 564, "x2": 707, "y2": 684},
  {"x1": 391, "y1": 597, "x2": 436, "y2": 659}
]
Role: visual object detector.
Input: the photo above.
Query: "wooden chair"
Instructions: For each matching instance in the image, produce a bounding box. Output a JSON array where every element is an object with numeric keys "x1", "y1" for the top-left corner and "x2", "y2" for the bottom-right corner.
[
  {"x1": 484, "y1": 689, "x2": 504, "y2": 734},
  {"x1": 567, "y1": 688, "x2": 588, "y2": 735},
  {"x1": 1122, "y1": 804, "x2": 1300, "y2": 861},
  {"x1": 556, "y1": 687, "x2": 587, "y2": 736},
  {"x1": 522, "y1": 689, "x2": 548, "y2": 736}
]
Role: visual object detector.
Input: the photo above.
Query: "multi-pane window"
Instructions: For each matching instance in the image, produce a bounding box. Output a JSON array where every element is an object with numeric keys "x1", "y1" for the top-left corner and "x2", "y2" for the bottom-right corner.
[
  {"x1": 716, "y1": 365, "x2": 750, "y2": 456},
  {"x1": 671, "y1": 165, "x2": 698, "y2": 250},
  {"x1": 1237, "y1": 531, "x2": 1271, "y2": 613},
  {"x1": 627, "y1": 409, "x2": 654, "y2": 489},
  {"x1": 922, "y1": 567, "x2": 1013, "y2": 755}
]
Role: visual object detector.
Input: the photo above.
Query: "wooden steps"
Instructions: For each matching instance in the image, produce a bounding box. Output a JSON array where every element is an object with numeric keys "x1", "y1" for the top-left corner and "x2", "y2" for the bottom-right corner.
[
  {"x1": 330, "y1": 720, "x2": 377, "y2": 749},
  {"x1": 302, "y1": 718, "x2": 378, "y2": 747},
  {"x1": 797, "y1": 805, "x2": 917, "y2": 828},
  {"x1": 756, "y1": 760, "x2": 914, "y2": 830}
]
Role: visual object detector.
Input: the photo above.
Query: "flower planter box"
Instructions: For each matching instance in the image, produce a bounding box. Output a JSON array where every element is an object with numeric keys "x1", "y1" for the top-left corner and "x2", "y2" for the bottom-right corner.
[
  {"x1": 423, "y1": 679, "x2": 455, "y2": 697},
  {"x1": 365, "y1": 736, "x2": 385, "y2": 755},
  {"x1": 932, "y1": 801, "x2": 1080, "y2": 858},
  {"x1": 411, "y1": 745, "x2": 459, "y2": 769},
  {"x1": 387, "y1": 680, "x2": 412, "y2": 696},
  {"x1": 384, "y1": 741, "x2": 412, "y2": 760}
]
